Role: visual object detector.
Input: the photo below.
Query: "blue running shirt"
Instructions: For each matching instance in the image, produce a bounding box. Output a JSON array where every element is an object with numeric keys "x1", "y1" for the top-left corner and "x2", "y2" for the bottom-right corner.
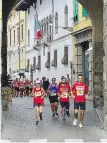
[{"x1": 49, "y1": 84, "x2": 58, "y2": 93}]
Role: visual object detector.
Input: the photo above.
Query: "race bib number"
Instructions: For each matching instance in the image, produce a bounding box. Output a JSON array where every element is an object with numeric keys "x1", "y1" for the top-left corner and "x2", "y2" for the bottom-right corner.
[
  {"x1": 77, "y1": 90, "x2": 84, "y2": 96},
  {"x1": 62, "y1": 92, "x2": 68, "y2": 98},
  {"x1": 51, "y1": 92, "x2": 56, "y2": 96},
  {"x1": 35, "y1": 91, "x2": 41, "y2": 97}
]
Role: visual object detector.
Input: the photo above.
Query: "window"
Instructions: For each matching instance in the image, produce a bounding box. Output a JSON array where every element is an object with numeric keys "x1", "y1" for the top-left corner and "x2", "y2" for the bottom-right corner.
[
  {"x1": 43, "y1": 19, "x2": 46, "y2": 34},
  {"x1": 40, "y1": 0, "x2": 42, "y2": 5},
  {"x1": 82, "y1": 7, "x2": 88, "y2": 17},
  {"x1": 38, "y1": 55, "x2": 41, "y2": 70},
  {"x1": 47, "y1": 52, "x2": 50, "y2": 66},
  {"x1": 64, "y1": 46, "x2": 68, "y2": 64},
  {"x1": 21, "y1": 24, "x2": 23, "y2": 40},
  {"x1": 28, "y1": 29, "x2": 30, "y2": 46},
  {"x1": 54, "y1": 50, "x2": 57, "y2": 66},
  {"x1": 64, "y1": 5, "x2": 68, "y2": 27},
  {"x1": 55, "y1": 12, "x2": 58, "y2": 33},
  {"x1": 73, "y1": 0, "x2": 78, "y2": 22},
  {"x1": 17, "y1": 27, "x2": 19, "y2": 43},
  {"x1": 27, "y1": 59, "x2": 30, "y2": 72},
  {"x1": 14, "y1": 30, "x2": 15, "y2": 44},
  {"x1": 33, "y1": 57, "x2": 36, "y2": 71},
  {"x1": 43, "y1": 46, "x2": 45, "y2": 56},
  {"x1": 10, "y1": 29, "x2": 11, "y2": 46},
  {"x1": 46, "y1": 17, "x2": 49, "y2": 34},
  {"x1": 28, "y1": 8, "x2": 30, "y2": 14}
]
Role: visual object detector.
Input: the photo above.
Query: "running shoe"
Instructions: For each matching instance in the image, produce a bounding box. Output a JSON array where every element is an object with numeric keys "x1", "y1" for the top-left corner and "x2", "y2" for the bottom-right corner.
[
  {"x1": 66, "y1": 112, "x2": 70, "y2": 117},
  {"x1": 79, "y1": 123, "x2": 83, "y2": 128},
  {"x1": 62, "y1": 117, "x2": 66, "y2": 121},
  {"x1": 73, "y1": 119, "x2": 78, "y2": 126},
  {"x1": 55, "y1": 113, "x2": 59, "y2": 117},
  {"x1": 40, "y1": 113, "x2": 43, "y2": 121},
  {"x1": 52, "y1": 114, "x2": 55, "y2": 117},
  {"x1": 36, "y1": 121, "x2": 39, "y2": 125}
]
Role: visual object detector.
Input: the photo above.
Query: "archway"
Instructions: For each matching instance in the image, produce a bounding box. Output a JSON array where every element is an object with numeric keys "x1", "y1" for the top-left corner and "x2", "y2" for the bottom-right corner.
[{"x1": 78, "y1": 0, "x2": 107, "y2": 131}]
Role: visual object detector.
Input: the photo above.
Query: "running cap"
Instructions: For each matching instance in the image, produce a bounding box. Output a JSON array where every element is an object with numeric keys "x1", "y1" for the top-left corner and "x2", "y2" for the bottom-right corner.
[
  {"x1": 36, "y1": 80, "x2": 40, "y2": 84},
  {"x1": 61, "y1": 76, "x2": 65, "y2": 79},
  {"x1": 52, "y1": 78, "x2": 56, "y2": 81}
]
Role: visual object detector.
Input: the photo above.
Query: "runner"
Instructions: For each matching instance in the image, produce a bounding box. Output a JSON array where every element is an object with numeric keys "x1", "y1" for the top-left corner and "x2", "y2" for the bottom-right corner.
[
  {"x1": 33, "y1": 80, "x2": 45, "y2": 125},
  {"x1": 57, "y1": 76, "x2": 71, "y2": 121},
  {"x1": 19, "y1": 81, "x2": 24, "y2": 97},
  {"x1": 14, "y1": 78, "x2": 20, "y2": 97},
  {"x1": 29, "y1": 82, "x2": 33, "y2": 97},
  {"x1": 25, "y1": 79, "x2": 30, "y2": 97},
  {"x1": 48, "y1": 78, "x2": 59, "y2": 117},
  {"x1": 71, "y1": 74, "x2": 89, "y2": 128}
]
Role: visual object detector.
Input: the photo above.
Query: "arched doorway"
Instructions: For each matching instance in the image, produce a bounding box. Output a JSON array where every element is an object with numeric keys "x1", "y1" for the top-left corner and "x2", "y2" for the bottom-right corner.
[
  {"x1": 78, "y1": 0, "x2": 107, "y2": 131},
  {"x1": 1, "y1": 0, "x2": 107, "y2": 131}
]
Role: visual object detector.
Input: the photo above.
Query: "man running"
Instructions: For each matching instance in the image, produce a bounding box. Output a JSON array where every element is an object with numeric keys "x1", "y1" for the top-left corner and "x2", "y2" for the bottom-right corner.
[
  {"x1": 19, "y1": 81, "x2": 24, "y2": 97},
  {"x1": 25, "y1": 79, "x2": 30, "y2": 97},
  {"x1": 71, "y1": 74, "x2": 89, "y2": 128},
  {"x1": 33, "y1": 80, "x2": 45, "y2": 125},
  {"x1": 48, "y1": 78, "x2": 59, "y2": 117},
  {"x1": 14, "y1": 78, "x2": 20, "y2": 97},
  {"x1": 58, "y1": 76, "x2": 71, "y2": 121}
]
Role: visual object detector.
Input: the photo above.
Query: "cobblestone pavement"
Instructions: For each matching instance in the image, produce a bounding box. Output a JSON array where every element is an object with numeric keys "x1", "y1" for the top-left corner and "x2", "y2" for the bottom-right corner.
[{"x1": 1, "y1": 97, "x2": 107, "y2": 142}]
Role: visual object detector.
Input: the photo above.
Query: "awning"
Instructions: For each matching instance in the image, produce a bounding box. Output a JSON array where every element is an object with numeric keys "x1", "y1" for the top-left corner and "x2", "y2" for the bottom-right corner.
[{"x1": 15, "y1": 0, "x2": 36, "y2": 11}]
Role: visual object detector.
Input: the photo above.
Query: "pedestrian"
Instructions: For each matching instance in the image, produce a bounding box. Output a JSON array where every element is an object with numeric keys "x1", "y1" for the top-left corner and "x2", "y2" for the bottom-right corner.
[
  {"x1": 19, "y1": 80, "x2": 24, "y2": 97},
  {"x1": 71, "y1": 74, "x2": 89, "y2": 128},
  {"x1": 57, "y1": 76, "x2": 71, "y2": 121},
  {"x1": 33, "y1": 80, "x2": 45, "y2": 125},
  {"x1": 48, "y1": 78, "x2": 59, "y2": 117},
  {"x1": 14, "y1": 78, "x2": 20, "y2": 97},
  {"x1": 42, "y1": 77, "x2": 50, "y2": 96}
]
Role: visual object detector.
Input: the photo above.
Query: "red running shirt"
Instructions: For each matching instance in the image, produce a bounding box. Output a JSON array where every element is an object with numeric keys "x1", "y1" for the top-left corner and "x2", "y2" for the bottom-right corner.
[
  {"x1": 72, "y1": 82, "x2": 89, "y2": 103},
  {"x1": 33, "y1": 87, "x2": 44, "y2": 104},
  {"x1": 15, "y1": 81, "x2": 20, "y2": 88},
  {"x1": 58, "y1": 83, "x2": 70, "y2": 102}
]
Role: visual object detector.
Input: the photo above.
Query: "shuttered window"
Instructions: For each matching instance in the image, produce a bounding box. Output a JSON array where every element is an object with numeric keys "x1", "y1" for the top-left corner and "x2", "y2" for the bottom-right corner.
[{"x1": 82, "y1": 7, "x2": 88, "y2": 17}]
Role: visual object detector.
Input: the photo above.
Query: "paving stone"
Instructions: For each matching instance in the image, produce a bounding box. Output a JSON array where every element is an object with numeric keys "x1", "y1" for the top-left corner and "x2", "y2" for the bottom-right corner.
[{"x1": 1, "y1": 97, "x2": 107, "y2": 142}]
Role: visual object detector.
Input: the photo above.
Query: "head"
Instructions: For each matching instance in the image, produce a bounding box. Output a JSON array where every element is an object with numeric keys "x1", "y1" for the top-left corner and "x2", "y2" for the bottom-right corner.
[
  {"x1": 52, "y1": 78, "x2": 56, "y2": 84},
  {"x1": 36, "y1": 80, "x2": 41, "y2": 88},
  {"x1": 42, "y1": 77, "x2": 46, "y2": 81},
  {"x1": 78, "y1": 74, "x2": 83, "y2": 83},
  {"x1": 61, "y1": 76, "x2": 66, "y2": 84},
  {"x1": 16, "y1": 78, "x2": 18, "y2": 81}
]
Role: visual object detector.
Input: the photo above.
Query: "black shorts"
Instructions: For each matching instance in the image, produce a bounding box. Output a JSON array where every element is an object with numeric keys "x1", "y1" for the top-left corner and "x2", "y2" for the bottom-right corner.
[
  {"x1": 25, "y1": 87, "x2": 29, "y2": 90},
  {"x1": 74, "y1": 102, "x2": 86, "y2": 110},
  {"x1": 60, "y1": 102, "x2": 69, "y2": 109},
  {"x1": 33, "y1": 103, "x2": 44, "y2": 107},
  {"x1": 49, "y1": 96, "x2": 58, "y2": 104}
]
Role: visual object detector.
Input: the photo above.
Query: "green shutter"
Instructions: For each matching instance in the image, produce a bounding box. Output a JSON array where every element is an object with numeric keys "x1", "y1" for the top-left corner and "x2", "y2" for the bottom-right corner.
[
  {"x1": 73, "y1": 0, "x2": 78, "y2": 17},
  {"x1": 82, "y1": 7, "x2": 88, "y2": 17},
  {"x1": 73, "y1": 0, "x2": 78, "y2": 22}
]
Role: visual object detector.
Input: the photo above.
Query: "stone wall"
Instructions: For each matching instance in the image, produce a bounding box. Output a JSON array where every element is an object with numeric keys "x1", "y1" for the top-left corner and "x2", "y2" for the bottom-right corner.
[{"x1": 103, "y1": 0, "x2": 107, "y2": 131}]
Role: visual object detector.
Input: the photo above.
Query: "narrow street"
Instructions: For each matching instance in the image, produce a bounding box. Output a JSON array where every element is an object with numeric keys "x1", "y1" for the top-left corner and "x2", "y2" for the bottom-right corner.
[{"x1": 1, "y1": 97, "x2": 107, "y2": 142}]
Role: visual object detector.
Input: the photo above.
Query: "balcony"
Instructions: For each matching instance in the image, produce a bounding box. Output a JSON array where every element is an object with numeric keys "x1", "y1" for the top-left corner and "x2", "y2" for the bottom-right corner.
[
  {"x1": 61, "y1": 55, "x2": 68, "y2": 65},
  {"x1": 33, "y1": 38, "x2": 41, "y2": 51},
  {"x1": 51, "y1": 59, "x2": 57, "y2": 67}
]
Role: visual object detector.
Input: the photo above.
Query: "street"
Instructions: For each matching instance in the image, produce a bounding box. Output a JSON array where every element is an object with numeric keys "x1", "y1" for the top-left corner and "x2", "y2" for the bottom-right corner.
[{"x1": 1, "y1": 97, "x2": 107, "y2": 142}]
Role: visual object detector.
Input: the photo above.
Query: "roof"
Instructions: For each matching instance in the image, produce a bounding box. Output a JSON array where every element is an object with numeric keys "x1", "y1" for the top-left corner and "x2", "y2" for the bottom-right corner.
[{"x1": 15, "y1": 0, "x2": 36, "y2": 11}]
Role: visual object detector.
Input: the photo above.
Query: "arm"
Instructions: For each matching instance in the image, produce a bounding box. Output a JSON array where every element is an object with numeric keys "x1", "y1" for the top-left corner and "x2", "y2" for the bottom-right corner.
[
  {"x1": 71, "y1": 85, "x2": 75, "y2": 99},
  {"x1": 41, "y1": 88, "x2": 45, "y2": 98}
]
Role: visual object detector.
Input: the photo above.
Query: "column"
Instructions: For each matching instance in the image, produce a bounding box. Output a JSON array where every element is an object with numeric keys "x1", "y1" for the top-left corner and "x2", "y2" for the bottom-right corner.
[
  {"x1": 88, "y1": 40, "x2": 93, "y2": 95},
  {"x1": 103, "y1": 0, "x2": 107, "y2": 131}
]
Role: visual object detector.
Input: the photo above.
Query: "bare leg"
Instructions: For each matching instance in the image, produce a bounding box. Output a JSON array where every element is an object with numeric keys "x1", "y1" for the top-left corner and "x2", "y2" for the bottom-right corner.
[{"x1": 80, "y1": 110, "x2": 85, "y2": 123}]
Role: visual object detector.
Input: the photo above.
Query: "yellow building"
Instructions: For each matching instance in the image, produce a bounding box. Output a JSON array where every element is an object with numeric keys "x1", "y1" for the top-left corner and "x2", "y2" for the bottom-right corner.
[
  {"x1": 7, "y1": 9, "x2": 27, "y2": 79},
  {"x1": 72, "y1": 0, "x2": 92, "y2": 92}
]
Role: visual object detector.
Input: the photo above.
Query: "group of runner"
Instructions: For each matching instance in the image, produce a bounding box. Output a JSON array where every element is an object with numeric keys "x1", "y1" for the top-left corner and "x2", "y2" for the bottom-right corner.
[
  {"x1": 33, "y1": 74, "x2": 89, "y2": 128},
  {"x1": 12, "y1": 79, "x2": 33, "y2": 97}
]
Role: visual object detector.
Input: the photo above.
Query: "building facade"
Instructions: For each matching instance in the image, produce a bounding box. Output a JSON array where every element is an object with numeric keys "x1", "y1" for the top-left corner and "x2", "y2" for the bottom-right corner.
[
  {"x1": 7, "y1": 9, "x2": 27, "y2": 79},
  {"x1": 25, "y1": 0, "x2": 73, "y2": 83},
  {"x1": 0, "y1": 0, "x2": 2, "y2": 82},
  {"x1": 72, "y1": 0, "x2": 93, "y2": 93}
]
